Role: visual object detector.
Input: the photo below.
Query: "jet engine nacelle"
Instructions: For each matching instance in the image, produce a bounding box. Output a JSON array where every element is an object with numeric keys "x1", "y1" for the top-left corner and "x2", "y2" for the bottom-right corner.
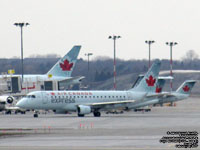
[
  {"x1": 77, "y1": 105, "x2": 91, "y2": 115},
  {"x1": 0, "y1": 96, "x2": 15, "y2": 104}
]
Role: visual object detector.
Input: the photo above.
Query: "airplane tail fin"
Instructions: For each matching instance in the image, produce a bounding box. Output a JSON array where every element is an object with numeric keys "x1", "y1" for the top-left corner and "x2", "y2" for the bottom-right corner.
[
  {"x1": 130, "y1": 59, "x2": 161, "y2": 92},
  {"x1": 132, "y1": 76, "x2": 171, "y2": 93},
  {"x1": 155, "y1": 76, "x2": 173, "y2": 93},
  {"x1": 176, "y1": 80, "x2": 197, "y2": 95},
  {"x1": 155, "y1": 78, "x2": 166, "y2": 93},
  {"x1": 47, "y1": 45, "x2": 81, "y2": 77}
]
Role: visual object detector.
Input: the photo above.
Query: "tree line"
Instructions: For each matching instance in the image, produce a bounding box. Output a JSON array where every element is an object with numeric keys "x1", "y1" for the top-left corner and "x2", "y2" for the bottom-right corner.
[{"x1": 0, "y1": 49, "x2": 199, "y2": 83}]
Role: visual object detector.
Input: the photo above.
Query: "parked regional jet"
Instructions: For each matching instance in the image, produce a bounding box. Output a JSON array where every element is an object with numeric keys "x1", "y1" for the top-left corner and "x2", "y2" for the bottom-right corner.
[
  {"x1": 155, "y1": 80, "x2": 196, "y2": 105},
  {"x1": 16, "y1": 59, "x2": 161, "y2": 117},
  {"x1": 127, "y1": 80, "x2": 197, "y2": 110},
  {"x1": 0, "y1": 45, "x2": 84, "y2": 92}
]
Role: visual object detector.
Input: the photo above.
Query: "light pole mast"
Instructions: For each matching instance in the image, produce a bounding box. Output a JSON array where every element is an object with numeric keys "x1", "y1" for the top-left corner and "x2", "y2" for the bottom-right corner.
[
  {"x1": 108, "y1": 35, "x2": 121, "y2": 90},
  {"x1": 14, "y1": 22, "x2": 30, "y2": 83},
  {"x1": 145, "y1": 40, "x2": 155, "y2": 69},
  {"x1": 166, "y1": 42, "x2": 178, "y2": 92},
  {"x1": 85, "y1": 53, "x2": 93, "y2": 71}
]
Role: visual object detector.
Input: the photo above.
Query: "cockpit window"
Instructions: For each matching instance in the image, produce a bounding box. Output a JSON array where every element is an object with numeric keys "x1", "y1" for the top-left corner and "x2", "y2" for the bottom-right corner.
[{"x1": 26, "y1": 95, "x2": 36, "y2": 98}]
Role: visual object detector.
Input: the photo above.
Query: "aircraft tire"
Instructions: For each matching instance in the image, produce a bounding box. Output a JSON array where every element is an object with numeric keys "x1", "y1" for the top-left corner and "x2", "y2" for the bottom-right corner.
[
  {"x1": 93, "y1": 111, "x2": 101, "y2": 117},
  {"x1": 6, "y1": 110, "x2": 11, "y2": 114},
  {"x1": 78, "y1": 114, "x2": 84, "y2": 117},
  {"x1": 33, "y1": 114, "x2": 38, "y2": 118},
  {"x1": 21, "y1": 111, "x2": 26, "y2": 114}
]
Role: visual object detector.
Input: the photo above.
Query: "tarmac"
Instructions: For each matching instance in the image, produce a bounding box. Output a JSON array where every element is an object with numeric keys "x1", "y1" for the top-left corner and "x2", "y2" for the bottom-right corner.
[{"x1": 0, "y1": 96, "x2": 200, "y2": 150}]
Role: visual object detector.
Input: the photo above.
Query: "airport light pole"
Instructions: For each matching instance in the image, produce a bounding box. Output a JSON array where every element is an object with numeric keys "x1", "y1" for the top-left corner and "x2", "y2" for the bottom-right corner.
[
  {"x1": 14, "y1": 22, "x2": 30, "y2": 83},
  {"x1": 108, "y1": 35, "x2": 121, "y2": 90},
  {"x1": 85, "y1": 53, "x2": 93, "y2": 71},
  {"x1": 166, "y1": 42, "x2": 178, "y2": 92},
  {"x1": 145, "y1": 40, "x2": 155, "y2": 69}
]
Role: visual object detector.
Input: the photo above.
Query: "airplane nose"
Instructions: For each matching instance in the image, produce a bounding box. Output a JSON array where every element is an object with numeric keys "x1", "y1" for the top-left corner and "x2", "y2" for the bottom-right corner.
[{"x1": 16, "y1": 99, "x2": 26, "y2": 108}]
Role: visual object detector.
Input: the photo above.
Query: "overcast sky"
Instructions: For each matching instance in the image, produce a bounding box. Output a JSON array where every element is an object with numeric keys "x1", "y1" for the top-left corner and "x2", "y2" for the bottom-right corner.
[{"x1": 1, "y1": 0, "x2": 200, "y2": 60}]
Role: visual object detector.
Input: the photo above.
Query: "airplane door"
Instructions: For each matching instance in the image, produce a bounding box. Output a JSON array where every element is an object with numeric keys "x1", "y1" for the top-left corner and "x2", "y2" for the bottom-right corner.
[
  {"x1": 42, "y1": 92, "x2": 48, "y2": 104},
  {"x1": 11, "y1": 77, "x2": 20, "y2": 93}
]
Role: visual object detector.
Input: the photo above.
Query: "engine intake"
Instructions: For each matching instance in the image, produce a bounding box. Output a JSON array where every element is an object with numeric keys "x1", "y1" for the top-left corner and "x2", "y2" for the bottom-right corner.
[
  {"x1": 7, "y1": 96, "x2": 14, "y2": 104},
  {"x1": 77, "y1": 105, "x2": 91, "y2": 115}
]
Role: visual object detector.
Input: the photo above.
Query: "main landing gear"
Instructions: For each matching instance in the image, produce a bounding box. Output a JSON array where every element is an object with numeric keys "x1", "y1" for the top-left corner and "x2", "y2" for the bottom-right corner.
[
  {"x1": 78, "y1": 113, "x2": 85, "y2": 117},
  {"x1": 5, "y1": 110, "x2": 11, "y2": 114},
  {"x1": 77, "y1": 110, "x2": 101, "y2": 117},
  {"x1": 33, "y1": 110, "x2": 39, "y2": 118},
  {"x1": 93, "y1": 111, "x2": 101, "y2": 117}
]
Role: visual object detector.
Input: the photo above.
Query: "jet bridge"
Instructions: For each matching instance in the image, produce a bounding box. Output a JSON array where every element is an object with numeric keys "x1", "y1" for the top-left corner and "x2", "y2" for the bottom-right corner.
[
  {"x1": 0, "y1": 73, "x2": 78, "y2": 95},
  {"x1": 0, "y1": 74, "x2": 21, "y2": 93}
]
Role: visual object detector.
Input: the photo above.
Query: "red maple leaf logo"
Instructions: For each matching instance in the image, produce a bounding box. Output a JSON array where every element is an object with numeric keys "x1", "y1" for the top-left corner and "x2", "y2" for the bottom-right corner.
[
  {"x1": 59, "y1": 59, "x2": 73, "y2": 71},
  {"x1": 183, "y1": 85, "x2": 190, "y2": 92},
  {"x1": 156, "y1": 86, "x2": 162, "y2": 93},
  {"x1": 146, "y1": 75, "x2": 156, "y2": 86},
  {"x1": 51, "y1": 92, "x2": 55, "y2": 96}
]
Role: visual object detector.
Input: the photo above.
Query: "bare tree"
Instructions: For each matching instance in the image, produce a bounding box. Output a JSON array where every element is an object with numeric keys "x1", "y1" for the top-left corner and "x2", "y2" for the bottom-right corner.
[{"x1": 182, "y1": 50, "x2": 199, "y2": 62}]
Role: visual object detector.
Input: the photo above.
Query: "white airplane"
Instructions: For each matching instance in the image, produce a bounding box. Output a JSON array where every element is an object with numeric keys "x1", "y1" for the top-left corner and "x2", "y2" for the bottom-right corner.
[
  {"x1": 154, "y1": 80, "x2": 197, "y2": 105},
  {"x1": 0, "y1": 95, "x2": 25, "y2": 114},
  {"x1": 125, "y1": 80, "x2": 197, "y2": 110},
  {"x1": 16, "y1": 59, "x2": 161, "y2": 117},
  {"x1": 0, "y1": 45, "x2": 84, "y2": 92},
  {"x1": 128, "y1": 72, "x2": 196, "y2": 109}
]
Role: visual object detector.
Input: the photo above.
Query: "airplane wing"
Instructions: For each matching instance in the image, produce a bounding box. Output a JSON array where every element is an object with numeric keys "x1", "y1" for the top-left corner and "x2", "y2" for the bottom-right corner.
[
  {"x1": 83, "y1": 99, "x2": 136, "y2": 109},
  {"x1": 4, "y1": 106, "x2": 23, "y2": 111},
  {"x1": 59, "y1": 76, "x2": 85, "y2": 83},
  {"x1": 58, "y1": 76, "x2": 85, "y2": 90}
]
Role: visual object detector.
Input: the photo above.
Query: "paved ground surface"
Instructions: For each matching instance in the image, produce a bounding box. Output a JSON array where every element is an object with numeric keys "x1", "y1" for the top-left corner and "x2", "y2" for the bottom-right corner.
[{"x1": 0, "y1": 97, "x2": 200, "y2": 150}]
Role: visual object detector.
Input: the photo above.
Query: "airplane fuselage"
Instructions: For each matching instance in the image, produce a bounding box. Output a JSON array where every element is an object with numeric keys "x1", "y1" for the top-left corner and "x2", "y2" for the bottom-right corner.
[
  {"x1": 17, "y1": 90, "x2": 149, "y2": 112},
  {"x1": 157, "y1": 93, "x2": 189, "y2": 104},
  {"x1": 0, "y1": 74, "x2": 69, "y2": 82}
]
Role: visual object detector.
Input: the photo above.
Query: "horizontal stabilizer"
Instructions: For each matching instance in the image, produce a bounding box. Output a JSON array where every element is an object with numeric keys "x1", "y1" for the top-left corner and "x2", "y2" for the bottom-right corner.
[
  {"x1": 58, "y1": 76, "x2": 85, "y2": 90},
  {"x1": 59, "y1": 76, "x2": 85, "y2": 83}
]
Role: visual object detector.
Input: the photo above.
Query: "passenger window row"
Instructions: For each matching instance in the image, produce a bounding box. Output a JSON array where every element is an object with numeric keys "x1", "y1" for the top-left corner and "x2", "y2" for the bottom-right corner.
[{"x1": 51, "y1": 95, "x2": 126, "y2": 99}]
